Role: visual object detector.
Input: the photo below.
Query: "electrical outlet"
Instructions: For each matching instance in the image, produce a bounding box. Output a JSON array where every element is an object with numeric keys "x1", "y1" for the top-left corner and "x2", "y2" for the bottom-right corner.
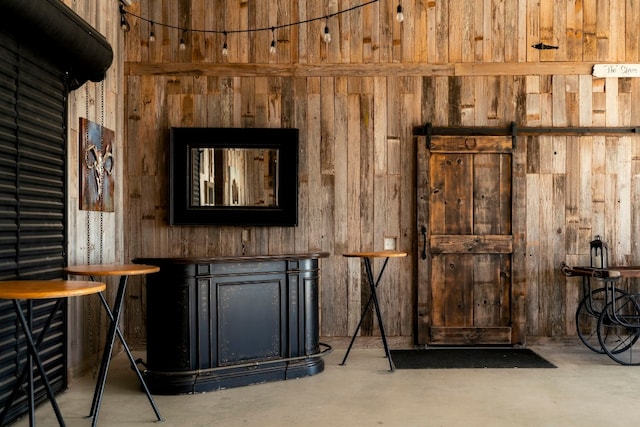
[{"x1": 384, "y1": 237, "x2": 396, "y2": 250}]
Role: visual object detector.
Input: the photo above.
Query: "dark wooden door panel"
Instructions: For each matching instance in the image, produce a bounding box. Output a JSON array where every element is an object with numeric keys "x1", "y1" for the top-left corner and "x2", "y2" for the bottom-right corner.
[
  {"x1": 473, "y1": 253, "x2": 511, "y2": 326},
  {"x1": 430, "y1": 153, "x2": 473, "y2": 234},
  {"x1": 473, "y1": 153, "x2": 512, "y2": 234},
  {"x1": 430, "y1": 254, "x2": 510, "y2": 327}
]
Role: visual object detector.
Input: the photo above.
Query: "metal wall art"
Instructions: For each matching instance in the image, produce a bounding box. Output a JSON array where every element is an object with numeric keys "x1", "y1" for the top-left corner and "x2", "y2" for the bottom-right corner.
[{"x1": 80, "y1": 117, "x2": 115, "y2": 212}]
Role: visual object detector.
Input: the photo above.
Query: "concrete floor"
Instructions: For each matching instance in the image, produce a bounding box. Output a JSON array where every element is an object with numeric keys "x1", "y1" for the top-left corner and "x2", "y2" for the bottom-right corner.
[{"x1": 10, "y1": 342, "x2": 640, "y2": 427}]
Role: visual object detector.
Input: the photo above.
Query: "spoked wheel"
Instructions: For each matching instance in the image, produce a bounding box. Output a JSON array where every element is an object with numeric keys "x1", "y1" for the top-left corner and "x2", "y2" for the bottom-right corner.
[
  {"x1": 576, "y1": 287, "x2": 627, "y2": 353},
  {"x1": 597, "y1": 294, "x2": 640, "y2": 365}
]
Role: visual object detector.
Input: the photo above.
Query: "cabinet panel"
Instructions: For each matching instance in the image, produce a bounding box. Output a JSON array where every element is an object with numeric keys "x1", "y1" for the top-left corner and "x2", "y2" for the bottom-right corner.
[{"x1": 217, "y1": 277, "x2": 284, "y2": 364}]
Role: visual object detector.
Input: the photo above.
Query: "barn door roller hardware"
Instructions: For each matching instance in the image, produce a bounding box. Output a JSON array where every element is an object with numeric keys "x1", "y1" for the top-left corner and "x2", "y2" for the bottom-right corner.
[{"x1": 414, "y1": 122, "x2": 640, "y2": 148}]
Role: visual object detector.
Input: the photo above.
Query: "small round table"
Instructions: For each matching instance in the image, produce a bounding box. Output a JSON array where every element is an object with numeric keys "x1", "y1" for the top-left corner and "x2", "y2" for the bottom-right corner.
[
  {"x1": 340, "y1": 250, "x2": 407, "y2": 371},
  {"x1": 0, "y1": 280, "x2": 106, "y2": 427},
  {"x1": 64, "y1": 264, "x2": 162, "y2": 426}
]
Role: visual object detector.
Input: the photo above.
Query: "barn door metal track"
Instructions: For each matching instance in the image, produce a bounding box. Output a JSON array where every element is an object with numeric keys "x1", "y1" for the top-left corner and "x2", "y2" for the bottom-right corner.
[{"x1": 414, "y1": 122, "x2": 640, "y2": 150}]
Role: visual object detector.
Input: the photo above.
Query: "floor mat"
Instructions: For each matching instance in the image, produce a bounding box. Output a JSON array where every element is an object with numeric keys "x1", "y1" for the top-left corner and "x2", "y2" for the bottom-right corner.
[{"x1": 390, "y1": 348, "x2": 557, "y2": 369}]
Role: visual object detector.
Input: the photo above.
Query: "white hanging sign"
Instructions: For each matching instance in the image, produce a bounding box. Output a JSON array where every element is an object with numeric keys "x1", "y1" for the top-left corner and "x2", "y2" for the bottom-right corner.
[{"x1": 593, "y1": 64, "x2": 640, "y2": 77}]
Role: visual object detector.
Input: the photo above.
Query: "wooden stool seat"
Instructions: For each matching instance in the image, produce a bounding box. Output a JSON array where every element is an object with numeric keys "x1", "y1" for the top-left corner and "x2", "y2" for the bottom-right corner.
[
  {"x1": 64, "y1": 263, "x2": 160, "y2": 277},
  {"x1": 0, "y1": 280, "x2": 105, "y2": 299},
  {"x1": 343, "y1": 250, "x2": 408, "y2": 259}
]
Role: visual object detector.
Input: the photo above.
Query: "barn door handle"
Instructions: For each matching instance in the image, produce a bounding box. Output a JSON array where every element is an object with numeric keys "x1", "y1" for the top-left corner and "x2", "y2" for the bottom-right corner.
[{"x1": 421, "y1": 226, "x2": 427, "y2": 260}]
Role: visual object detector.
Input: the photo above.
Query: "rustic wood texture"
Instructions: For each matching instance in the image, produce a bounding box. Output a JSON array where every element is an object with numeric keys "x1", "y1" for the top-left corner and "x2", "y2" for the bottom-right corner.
[
  {"x1": 119, "y1": 1, "x2": 640, "y2": 346},
  {"x1": 62, "y1": 0, "x2": 126, "y2": 376}
]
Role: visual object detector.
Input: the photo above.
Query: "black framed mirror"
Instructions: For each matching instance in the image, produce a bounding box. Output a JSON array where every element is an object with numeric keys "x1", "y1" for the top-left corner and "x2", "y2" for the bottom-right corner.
[{"x1": 170, "y1": 127, "x2": 298, "y2": 226}]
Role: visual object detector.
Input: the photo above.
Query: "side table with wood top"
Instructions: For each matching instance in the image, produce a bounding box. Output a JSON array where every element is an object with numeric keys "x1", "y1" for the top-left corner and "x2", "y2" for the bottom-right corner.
[
  {"x1": 0, "y1": 280, "x2": 106, "y2": 427},
  {"x1": 64, "y1": 264, "x2": 163, "y2": 427}
]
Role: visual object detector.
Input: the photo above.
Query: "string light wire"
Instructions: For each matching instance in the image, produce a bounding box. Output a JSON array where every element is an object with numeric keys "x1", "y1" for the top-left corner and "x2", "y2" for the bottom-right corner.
[{"x1": 120, "y1": 0, "x2": 385, "y2": 50}]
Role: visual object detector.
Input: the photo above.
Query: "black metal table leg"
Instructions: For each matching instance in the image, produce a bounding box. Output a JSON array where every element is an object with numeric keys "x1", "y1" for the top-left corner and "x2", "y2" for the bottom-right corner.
[
  {"x1": 339, "y1": 292, "x2": 375, "y2": 366},
  {"x1": 88, "y1": 276, "x2": 127, "y2": 426},
  {"x1": 9, "y1": 300, "x2": 66, "y2": 427},
  {"x1": 363, "y1": 258, "x2": 395, "y2": 371},
  {"x1": 88, "y1": 275, "x2": 163, "y2": 426},
  {"x1": 340, "y1": 256, "x2": 394, "y2": 371},
  {"x1": 95, "y1": 289, "x2": 163, "y2": 422},
  {"x1": 0, "y1": 300, "x2": 64, "y2": 426}
]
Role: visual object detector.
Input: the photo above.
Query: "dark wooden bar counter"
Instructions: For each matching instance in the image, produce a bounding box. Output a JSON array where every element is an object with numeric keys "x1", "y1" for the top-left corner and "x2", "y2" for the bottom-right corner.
[{"x1": 133, "y1": 253, "x2": 329, "y2": 395}]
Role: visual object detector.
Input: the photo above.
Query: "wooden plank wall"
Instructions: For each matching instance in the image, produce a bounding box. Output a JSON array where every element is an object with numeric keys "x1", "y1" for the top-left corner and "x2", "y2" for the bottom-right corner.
[
  {"x1": 121, "y1": 0, "x2": 640, "y2": 346},
  {"x1": 62, "y1": 0, "x2": 125, "y2": 375}
]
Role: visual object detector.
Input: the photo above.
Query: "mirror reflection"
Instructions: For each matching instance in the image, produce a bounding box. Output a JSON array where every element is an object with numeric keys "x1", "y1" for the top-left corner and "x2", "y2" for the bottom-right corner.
[{"x1": 190, "y1": 148, "x2": 279, "y2": 207}]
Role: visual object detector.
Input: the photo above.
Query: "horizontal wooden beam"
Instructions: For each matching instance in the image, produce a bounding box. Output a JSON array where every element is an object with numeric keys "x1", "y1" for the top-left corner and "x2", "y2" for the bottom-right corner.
[
  {"x1": 430, "y1": 235, "x2": 513, "y2": 254},
  {"x1": 126, "y1": 62, "x2": 453, "y2": 77},
  {"x1": 429, "y1": 326, "x2": 512, "y2": 345},
  {"x1": 454, "y1": 62, "x2": 594, "y2": 76},
  {"x1": 125, "y1": 61, "x2": 600, "y2": 78},
  {"x1": 428, "y1": 136, "x2": 512, "y2": 153}
]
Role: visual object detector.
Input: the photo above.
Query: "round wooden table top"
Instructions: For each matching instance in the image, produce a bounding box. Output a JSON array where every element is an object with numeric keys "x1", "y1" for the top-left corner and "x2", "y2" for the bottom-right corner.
[
  {"x1": 64, "y1": 263, "x2": 160, "y2": 277},
  {"x1": 342, "y1": 250, "x2": 408, "y2": 258},
  {"x1": 0, "y1": 280, "x2": 106, "y2": 300}
]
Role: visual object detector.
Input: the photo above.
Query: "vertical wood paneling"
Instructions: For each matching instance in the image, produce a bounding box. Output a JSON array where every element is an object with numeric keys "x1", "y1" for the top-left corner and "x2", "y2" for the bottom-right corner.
[
  {"x1": 491, "y1": 0, "x2": 505, "y2": 62},
  {"x1": 119, "y1": 0, "x2": 640, "y2": 345},
  {"x1": 119, "y1": 0, "x2": 640, "y2": 67},
  {"x1": 402, "y1": 2, "x2": 418, "y2": 62},
  {"x1": 61, "y1": 0, "x2": 124, "y2": 373},
  {"x1": 448, "y1": 0, "x2": 463, "y2": 63},
  {"x1": 627, "y1": 0, "x2": 640, "y2": 61},
  {"x1": 504, "y1": 0, "x2": 518, "y2": 62}
]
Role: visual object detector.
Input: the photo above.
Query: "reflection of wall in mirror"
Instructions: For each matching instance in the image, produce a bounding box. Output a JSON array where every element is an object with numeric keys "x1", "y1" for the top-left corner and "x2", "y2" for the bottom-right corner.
[
  {"x1": 227, "y1": 164, "x2": 237, "y2": 205},
  {"x1": 204, "y1": 181, "x2": 214, "y2": 205},
  {"x1": 196, "y1": 148, "x2": 215, "y2": 206},
  {"x1": 194, "y1": 148, "x2": 278, "y2": 207}
]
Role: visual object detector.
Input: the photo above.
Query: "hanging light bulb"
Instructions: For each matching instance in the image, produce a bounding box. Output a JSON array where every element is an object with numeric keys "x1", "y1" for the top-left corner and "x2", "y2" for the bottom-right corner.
[
  {"x1": 149, "y1": 22, "x2": 156, "y2": 43},
  {"x1": 120, "y1": 5, "x2": 131, "y2": 32},
  {"x1": 222, "y1": 32, "x2": 228, "y2": 56},
  {"x1": 396, "y1": 4, "x2": 404, "y2": 23},
  {"x1": 269, "y1": 27, "x2": 277, "y2": 54},
  {"x1": 323, "y1": 19, "x2": 331, "y2": 44},
  {"x1": 179, "y1": 30, "x2": 187, "y2": 51}
]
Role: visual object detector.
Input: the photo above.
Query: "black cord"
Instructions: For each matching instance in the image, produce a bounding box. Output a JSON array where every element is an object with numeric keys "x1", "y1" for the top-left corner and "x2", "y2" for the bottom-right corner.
[{"x1": 121, "y1": 0, "x2": 379, "y2": 35}]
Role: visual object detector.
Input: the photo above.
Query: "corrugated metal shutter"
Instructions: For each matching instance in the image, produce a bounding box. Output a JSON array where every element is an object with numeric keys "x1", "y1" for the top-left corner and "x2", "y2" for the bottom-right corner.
[{"x1": 0, "y1": 30, "x2": 67, "y2": 424}]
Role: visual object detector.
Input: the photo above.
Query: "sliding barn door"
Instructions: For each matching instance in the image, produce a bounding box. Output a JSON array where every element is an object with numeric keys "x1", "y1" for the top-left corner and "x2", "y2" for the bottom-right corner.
[{"x1": 417, "y1": 136, "x2": 513, "y2": 345}]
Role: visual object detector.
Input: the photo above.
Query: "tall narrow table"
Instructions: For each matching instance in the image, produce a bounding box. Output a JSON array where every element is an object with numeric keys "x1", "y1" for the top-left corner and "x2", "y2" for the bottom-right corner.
[
  {"x1": 340, "y1": 251, "x2": 407, "y2": 371},
  {"x1": 64, "y1": 264, "x2": 163, "y2": 427},
  {"x1": 0, "y1": 280, "x2": 106, "y2": 427}
]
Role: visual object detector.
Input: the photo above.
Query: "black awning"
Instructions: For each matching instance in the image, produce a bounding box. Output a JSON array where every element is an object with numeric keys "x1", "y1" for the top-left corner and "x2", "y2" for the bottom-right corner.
[{"x1": 0, "y1": 0, "x2": 114, "y2": 90}]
